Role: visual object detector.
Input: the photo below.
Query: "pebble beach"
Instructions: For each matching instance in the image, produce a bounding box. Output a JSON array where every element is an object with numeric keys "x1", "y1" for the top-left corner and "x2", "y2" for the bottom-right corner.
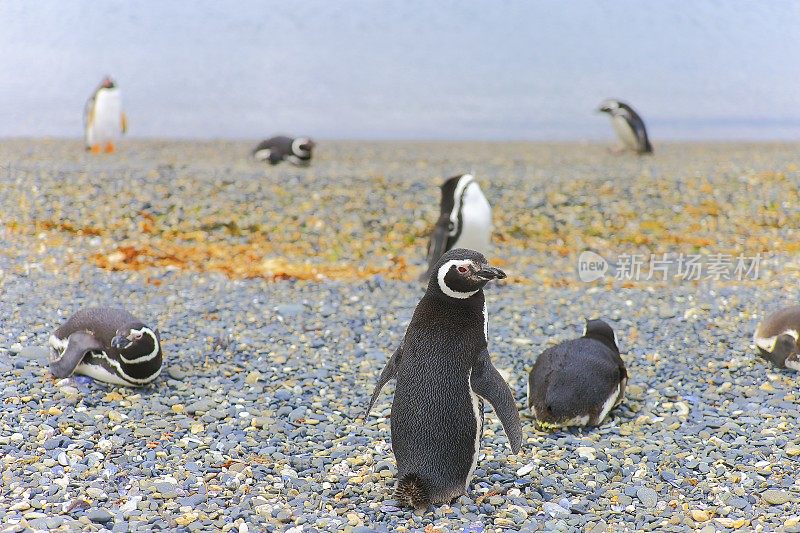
[{"x1": 1, "y1": 139, "x2": 800, "y2": 532}]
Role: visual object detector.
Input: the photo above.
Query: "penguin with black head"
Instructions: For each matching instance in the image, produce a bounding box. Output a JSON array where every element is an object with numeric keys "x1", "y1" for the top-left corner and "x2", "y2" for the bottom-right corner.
[
  {"x1": 49, "y1": 307, "x2": 162, "y2": 387},
  {"x1": 597, "y1": 99, "x2": 652, "y2": 154},
  {"x1": 753, "y1": 306, "x2": 800, "y2": 371},
  {"x1": 252, "y1": 136, "x2": 314, "y2": 166},
  {"x1": 420, "y1": 174, "x2": 492, "y2": 281},
  {"x1": 365, "y1": 248, "x2": 522, "y2": 510},
  {"x1": 528, "y1": 319, "x2": 627, "y2": 429}
]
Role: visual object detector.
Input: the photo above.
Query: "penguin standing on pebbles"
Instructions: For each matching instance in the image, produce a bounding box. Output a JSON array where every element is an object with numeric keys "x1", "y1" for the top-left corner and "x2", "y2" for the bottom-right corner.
[
  {"x1": 420, "y1": 174, "x2": 492, "y2": 281},
  {"x1": 252, "y1": 136, "x2": 314, "y2": 166},
  {"x1": 365, "y1": 248, "x2": 522, "y2": 510},
  {"x1": 597, "y1": 99, "x2": 652, "y2": 154},
  {"x1": 753, "y1": 306, "x2": 800, "y2": 370},
  {"x1": 528, "y1": 319, "x2": 627, "y2": 428},
  {"x1": 84, "y1": 76, "x2": 127, "y2": 154},
  {"x1": 49, "y1": 308, "x2": 162, "y2": 386}
]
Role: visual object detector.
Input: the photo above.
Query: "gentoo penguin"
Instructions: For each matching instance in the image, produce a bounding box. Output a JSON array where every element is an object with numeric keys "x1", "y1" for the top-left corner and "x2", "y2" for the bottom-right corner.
[
  {"x1": 420, "y1": 174, "x2": 492, "y2": 281},
  {"x1": 365, "y1": 248, "x2": 522, "y2": 510},
  {"x1": 49, "y1": 307, "x2": 162, "y2": 387},
  {"x1": 528, "y1": 319, "x2": 627, "y2": 429},
  {"x1": 252, "y1": 136, "x2": 314, "y2": 166},
  {"x1": 753, "y1": 306, "x2": 800, "y2": 371},
  {"x1": 84, "y1": 76, "x2": 127, "y2": 154},
  {"x1": 597, "y1": 99, "x2": 652, "y2": 154}
]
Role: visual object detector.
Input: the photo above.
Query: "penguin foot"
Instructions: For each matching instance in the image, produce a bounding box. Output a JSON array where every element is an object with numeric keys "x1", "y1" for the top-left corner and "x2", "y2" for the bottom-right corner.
[
  {"x1": 89, "y1": 144, "x2": 101, "y2": 154},
  {"x1": 104, "y1": 142, "x2": 116, "y2": 154}
]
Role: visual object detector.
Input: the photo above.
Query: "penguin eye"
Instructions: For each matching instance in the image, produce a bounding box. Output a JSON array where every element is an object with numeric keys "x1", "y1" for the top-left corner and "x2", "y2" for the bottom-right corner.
[
  {"x1": 457, "y1": 266, "x2": 468, "y2": 273},
  {"x1": 131, "y1": 331, "x2": 143, "y2": 340}
]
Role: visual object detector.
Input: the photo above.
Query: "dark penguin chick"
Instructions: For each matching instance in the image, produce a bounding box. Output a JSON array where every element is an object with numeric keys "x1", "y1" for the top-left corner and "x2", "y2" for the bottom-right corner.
[
  {"x1": 420, "y1": 174, "x2": 492, "y2": 281},
  {"x1": 753, "y1": 306, "x2": 800, "y2": 371},
  {"x1": 49, "y1": 307, "x2": 162, "y2": 386},
  {"x1": 365, "y1": 248, "x2": 522, "y2": 510},
  {"x1": 252, "y1": 136, "x2": 314, "y2": 166},
  {"x1": 528, "y1": 319, "x2": 627, "y2": 429},
  {"x1": 597, "y1": 99, "x2": 652, "y2": 154}
]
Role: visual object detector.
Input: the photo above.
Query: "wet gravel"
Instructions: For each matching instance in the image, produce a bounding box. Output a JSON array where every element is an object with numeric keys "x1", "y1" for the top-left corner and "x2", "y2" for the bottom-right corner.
[{"x1": 1, "y1": 140, "x2": 799, "y2": 532}]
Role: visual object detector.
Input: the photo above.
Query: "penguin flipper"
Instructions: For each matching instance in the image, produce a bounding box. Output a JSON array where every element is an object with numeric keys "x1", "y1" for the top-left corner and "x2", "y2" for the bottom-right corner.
[
  {"x1": 471, "y1": 349, "x2": 523, "y2": 453},
  {"x1": 49, "y1": 331, "x2": 104, "y2": 378},
  {"x1": 121, "y1": 112, "x2": 128, "y2": 134},
  {"x1": 420, "y1": 215, "x2": 450, "y2": 282},
  {"x1": 364, "y1": 344, "x2": 402, "y2": 417}
]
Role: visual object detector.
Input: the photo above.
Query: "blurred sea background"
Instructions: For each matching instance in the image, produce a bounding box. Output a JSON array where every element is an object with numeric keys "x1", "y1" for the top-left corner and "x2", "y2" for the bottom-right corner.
[{"x1": 1, "y1": 0, "x2": 799, "y2": 141}]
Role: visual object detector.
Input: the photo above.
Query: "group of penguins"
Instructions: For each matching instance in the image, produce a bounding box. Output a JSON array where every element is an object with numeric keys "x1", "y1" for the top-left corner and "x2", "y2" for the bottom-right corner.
[
  {"x1": 85, "y1": 76, "x2": 652, "y2": 160},
  {"x1": 48, "y1": 162, "x2": 800, "y2": 510}
]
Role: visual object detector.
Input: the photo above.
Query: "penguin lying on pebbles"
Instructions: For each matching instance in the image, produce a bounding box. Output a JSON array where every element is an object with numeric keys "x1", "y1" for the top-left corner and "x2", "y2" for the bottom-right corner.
[
  {"x1": 597, "y1": 99, "x2": 652, "y2": 154},
  {"x1": 252, "y1": 136, "x2": 314, "y2": 166},
  {"x1": 49, "y1": 308, "x2": 162, "y2": 386},
  {"x1": 528, "y1": 319, "x2": 627, "y2": 429},
  {"x1": 420, "y1": 174, "x2": 492, "y2": 281},
  {"x1": 753, "y1": 306, "x2": 800, "y2": 371},
  {"x1": 365, "y1": 248, "x2": 522, "y2": 510}
]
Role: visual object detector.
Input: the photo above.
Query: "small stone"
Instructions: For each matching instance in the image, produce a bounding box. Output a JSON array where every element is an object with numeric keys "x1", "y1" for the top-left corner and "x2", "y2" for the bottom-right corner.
[
  {"x1": 690, "y1": 510, "x2": 710, "y2": 522},
  {"x1": 245, "y1": 371, "x2": 262, "y2": 385},
  {"x1": 171, "y1": 404, "x2": 185, "y2": 414},
  {"x1": 86, "y1": 508, "x2": 113, "y2": 524},
  {"x1": 785, "y1": 444, "x2": 800, "y2": 457},
  {"x1": 636, "y1": 487, "x2": 658, "y2": 508},
  {"x1": 576, "y1": 446, "x2": 596, "y2": 460},
  {"x1": 516, "y1": 463, "x2": 534, "y2": 476},
  {"x1": 543, "y1": 501, "x2": 570, "y2": 517},
  {"x1": 18, "y1": 345, "x2": 49, "y2": 359},
  {"x1": 763, "y1": 489, "x2": 793, "y2": 505},
  {"x1": 176, "y1": 512, "x2": 198, "y2": 526}
]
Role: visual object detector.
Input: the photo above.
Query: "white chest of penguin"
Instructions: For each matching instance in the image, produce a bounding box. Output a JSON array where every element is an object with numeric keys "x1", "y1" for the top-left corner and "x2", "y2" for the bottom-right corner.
[
  {"x1": 451, "y1": 183, "x2": 492, "y2": 253},
  {"x1": 90, "y1": 89, "x2": 122, "y2": 140}
]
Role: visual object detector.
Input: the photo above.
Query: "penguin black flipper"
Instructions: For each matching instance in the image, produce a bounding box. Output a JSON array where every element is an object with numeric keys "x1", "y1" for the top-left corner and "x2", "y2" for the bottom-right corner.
[
  {"x1": 364, "y1": 344, "x2": 403, "y2": 417},
  {"x1": 420, "y1": 215, "x2": 451, "y2": 282},
  {"x1": 49, "y1": 331, "x2": 104, "y2": 378},
  {"x1": 470, "y1": 349, "x2": 523, "y2": 453}
]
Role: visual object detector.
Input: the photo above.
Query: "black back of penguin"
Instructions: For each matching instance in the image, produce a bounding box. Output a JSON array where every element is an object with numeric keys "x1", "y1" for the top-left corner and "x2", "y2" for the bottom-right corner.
[
  {"x1": 528, "y1": 319, "x2": 626, "y2": 427},
  {"x1": 52, "y1": 307, "x2": 138, "y2": 345},
  {"x1": 252, "y1": 136, "x2": 314, "y2": 166},
  {"x1": 365, "y1": 249, "x2": 521, "y2": 509}
]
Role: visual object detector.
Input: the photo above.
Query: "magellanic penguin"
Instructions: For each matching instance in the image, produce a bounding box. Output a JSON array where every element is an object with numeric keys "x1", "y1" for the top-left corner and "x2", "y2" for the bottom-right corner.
[
  {"x1": 49, "y1": 307, "x2": 162, "y2": 387},
  {"x1": 528, "y1": 319, "x2": 627, "y2": 429},
  {"x1": 597, "y1": 99, "x2": 652, "y2": 154},
  {"x1": 420, "y1": 174, "x2": 492, "y2": 281},
  {"x1": 84, "y1": 76, "x2": 127, "y2": 154},
  {"x1": 365, "y1": 248, "x2": 522, "y2": 510},
  {"x1": 753, "y1": 306, "x2": 800, "y2": 371},
  {"x1": 252, "y1": 136, "x2": 315, "y2": 166}
]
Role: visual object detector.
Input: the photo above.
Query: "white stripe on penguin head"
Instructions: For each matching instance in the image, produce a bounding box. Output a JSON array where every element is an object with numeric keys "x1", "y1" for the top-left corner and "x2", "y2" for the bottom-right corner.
[
  {"x1": 292, "y1": 138, "x2": 310, "y2": 156},
  {"x1": 437, "y1": 259, "x2": 478, "y2": 299}
]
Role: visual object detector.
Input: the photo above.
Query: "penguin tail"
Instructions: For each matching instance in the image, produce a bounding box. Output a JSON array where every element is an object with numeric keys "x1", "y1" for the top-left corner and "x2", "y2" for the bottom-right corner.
[{"x1": 395, "y1": 473, "x2": 430, "y2": 510}]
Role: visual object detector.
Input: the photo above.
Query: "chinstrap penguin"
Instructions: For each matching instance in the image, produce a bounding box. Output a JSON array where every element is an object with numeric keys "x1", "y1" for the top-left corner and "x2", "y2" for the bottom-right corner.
[
  {"x1": 252, "y1": 136, "x2": 315, "y2": 166},
  {"x1": 528, "y1": 319, "x2": 627, "y2": 429},
  {"x1": 84, "y1": 76, "x2": 127, "y2": 154},
  {"x1": 753, "y1": 306, "x2": 800, "y2": 371},
  {"x1": 420, "y1": 174, "x2": 492, "y2": 281},
  {"x1": 597, "y1": 99, "x2": 652, "y2": 154},
  {"x1": 365, "y1": 248, "x2": 522, "y2": 510},
  {"x1": 49, "y1": 307, "x2": 162, "y2": 386}
]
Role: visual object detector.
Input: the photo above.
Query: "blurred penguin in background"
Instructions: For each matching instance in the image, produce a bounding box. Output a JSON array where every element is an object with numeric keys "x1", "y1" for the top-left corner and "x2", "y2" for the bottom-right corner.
[
  {"x1": 597, "y1": 99, "x2": 652, "y2": 154},
  {"x1": 420, "y1": 174, "x2": 492, "y2": 281},
  {"x1": 84, "y1": 76, "x2": 127, "y2": 154},
  {"x1": 252, "y1": 136, "x2": 315, "y2": 166}
]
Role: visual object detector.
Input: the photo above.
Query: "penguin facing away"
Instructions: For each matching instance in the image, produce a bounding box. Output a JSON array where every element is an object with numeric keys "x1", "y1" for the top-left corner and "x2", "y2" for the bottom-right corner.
[
  {"x1": 84, "y1": 76, "x2": 127, "y2": 154},
  {"x1": 528, "y1": 319, "x2": 627, "y2": 429},
  {"x1": 597, "y1": 99, "x2": 652, "y2": 154},
  {"x1": 753, "y1": 306, "x2": 800, "y2": 371},
  {"x1": 365, "y1": 248, "x2": 522, "y2": 510},
  {"x1": 49, "y1": 307, "x2": 162, "y2": 387},
  {"x1": 252, "y1": 136, "x2": 315, "y2": 166},
  {"x1": 420, "y1": 174, "x2": 492, "y2": 281}
]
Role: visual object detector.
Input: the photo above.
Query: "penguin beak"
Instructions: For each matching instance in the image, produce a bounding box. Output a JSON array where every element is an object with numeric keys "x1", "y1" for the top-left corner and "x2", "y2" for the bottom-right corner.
[
  {"x1": 476, "y1": 266, "x2": 506, "y2": 280},
  {"x1": 111, "y1": 335, "x2": 132, "y2": 350}
]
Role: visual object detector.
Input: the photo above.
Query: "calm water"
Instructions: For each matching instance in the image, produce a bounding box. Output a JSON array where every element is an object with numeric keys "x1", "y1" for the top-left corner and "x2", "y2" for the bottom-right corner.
[{"x1": 1, "y1": 1, "x2": 799, "y2": 140}]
